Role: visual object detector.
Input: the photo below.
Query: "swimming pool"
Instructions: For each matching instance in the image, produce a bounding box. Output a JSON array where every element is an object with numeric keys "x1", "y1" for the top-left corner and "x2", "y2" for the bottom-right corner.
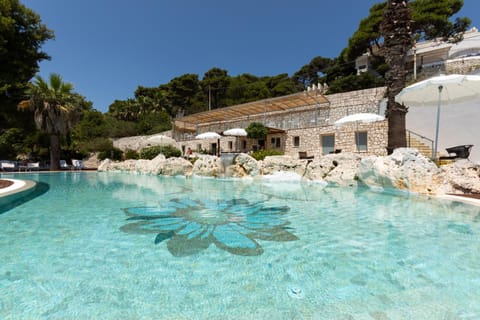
[{"x1": 1, "y1": 172, "x2": 479, "y2": 319}]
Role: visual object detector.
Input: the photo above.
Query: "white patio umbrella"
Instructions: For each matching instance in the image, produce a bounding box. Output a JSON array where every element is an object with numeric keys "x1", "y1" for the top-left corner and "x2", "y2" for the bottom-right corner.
[
  {"x1": 145, "y1": 134, "x2": 176, "y2": 146},
  {"x1": 223, "y1": 128, "x2": 247, "y2": 152},
  {"x1": 334, "y1": 113, "x2": 385, "y2": 152},
  {"x1": 195, "y1": 132, "x2": 222, "y2": 139},
  {"x1": 223, "y1": 128, "x2": 247, "y2": 137},
  {"x1": 195, "y1": 132, "x2": 222, "y2": 156},
  {"x1": 396, "y1": 74, "x2": 480, "y2": 160},
  {"x1": 334, "y1": 113, "x2": 385, "y2": 126}
]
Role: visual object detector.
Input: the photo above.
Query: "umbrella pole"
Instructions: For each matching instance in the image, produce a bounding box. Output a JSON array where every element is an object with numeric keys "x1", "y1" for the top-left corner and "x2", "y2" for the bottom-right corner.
[{"x1": 433, "y1": 85, "x2": 443, "y2": 161}]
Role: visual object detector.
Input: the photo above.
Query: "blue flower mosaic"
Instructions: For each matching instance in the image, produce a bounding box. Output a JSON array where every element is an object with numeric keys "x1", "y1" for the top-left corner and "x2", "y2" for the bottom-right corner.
[{"x1": 121, "y1": 198, "x2": 298, "y2": 256}]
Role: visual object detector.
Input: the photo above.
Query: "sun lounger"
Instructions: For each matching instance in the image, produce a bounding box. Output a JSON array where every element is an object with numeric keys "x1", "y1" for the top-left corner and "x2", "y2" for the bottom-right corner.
[
  {"x1": 26, "y1": 162, "x2": 40, "y2": 171},
  {"x1": 0, "y1": 161, "x2": 16, "y2": 172},
  {"x1": 298, "y1": 151, "x2": 314, "y2": 160},
  {"x1": 71, "y1": 159, "x2": 84, "y2": 170},
  {"x1": 60, "y1": 160, "x2": 71, "y2": 170},
  {"x1": 439, "y1": 145, "x2": 473, "y2": 160}
]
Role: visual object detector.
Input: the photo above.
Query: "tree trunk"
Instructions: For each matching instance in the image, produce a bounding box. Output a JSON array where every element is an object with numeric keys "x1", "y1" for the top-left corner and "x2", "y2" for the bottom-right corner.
[
  {"x1": 50, "y1": 134, "x2": 60, "y2": 171},
  {"x1": 387, "y1": 105, "x2": 407, "y2": 153},
  {"x1": 381, "y1": 0, "x2": 412, "y2": 154}
]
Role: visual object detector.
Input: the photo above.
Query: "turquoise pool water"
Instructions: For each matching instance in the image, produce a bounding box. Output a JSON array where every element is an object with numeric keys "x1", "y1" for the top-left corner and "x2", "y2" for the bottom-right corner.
[{"x1": 1, "y1": 172, "x2": 479, "y2": 319}]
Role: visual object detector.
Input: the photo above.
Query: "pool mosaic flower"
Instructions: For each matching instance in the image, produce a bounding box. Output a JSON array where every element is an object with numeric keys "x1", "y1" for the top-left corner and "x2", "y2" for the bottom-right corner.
[{"x1": 121, "y1": 198, "x2": 298, "y2": 256}]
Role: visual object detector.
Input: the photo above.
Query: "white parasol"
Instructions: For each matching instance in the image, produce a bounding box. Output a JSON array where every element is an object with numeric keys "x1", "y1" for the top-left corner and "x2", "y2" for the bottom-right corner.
[
  {"x1": 396, "y1": 74, "x2": 480, "y2": 160},
  {"x1": 334, "y1": 113, "x2": 385, "y2": 126}
]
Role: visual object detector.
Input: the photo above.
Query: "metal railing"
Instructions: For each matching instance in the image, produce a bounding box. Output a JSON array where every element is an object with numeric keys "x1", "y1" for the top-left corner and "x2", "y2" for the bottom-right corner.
[{"x1": 406, "y1": 129, "x2": 435, "y2": 159}]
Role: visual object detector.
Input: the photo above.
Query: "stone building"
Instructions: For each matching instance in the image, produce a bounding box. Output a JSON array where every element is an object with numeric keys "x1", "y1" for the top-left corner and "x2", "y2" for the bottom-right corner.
[
  {"x1": 356, "y1": 27, "x2": 480, "y2": 80},
  {"x1": 173, "y1": 87, "x2": 388, "y2": 159}
]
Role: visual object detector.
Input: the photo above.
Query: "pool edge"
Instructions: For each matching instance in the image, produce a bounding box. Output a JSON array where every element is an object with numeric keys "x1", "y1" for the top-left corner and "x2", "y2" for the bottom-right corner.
[{"x1": 0, "y1": 179, "x2": 37, "y2": 198}]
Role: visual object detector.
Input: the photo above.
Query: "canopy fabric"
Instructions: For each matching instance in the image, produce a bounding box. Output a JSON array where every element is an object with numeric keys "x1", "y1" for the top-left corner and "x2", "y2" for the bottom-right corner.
[
  {"x1": 396, "y1": 74, "x2": 480, "y2": 106},
  {"x1": 175, "y1": 91, "x2": 329, "y2": 130},
  {"x1": 223, "y1": 128, "x2": 247, "y2": 136},
  {"x1": 195, "y1": 132, "x2": 222, "y2": 139},
  {"x1": 334, "y1": 113, "x2": 385, "y2": 126}
]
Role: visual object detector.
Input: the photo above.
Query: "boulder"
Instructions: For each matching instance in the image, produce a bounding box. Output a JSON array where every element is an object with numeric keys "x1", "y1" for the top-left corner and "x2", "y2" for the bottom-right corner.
[
  {"x1": 261, "y1": 155, "x2": 307, "y2": 176},
  {"x1": 192, "y1": 155, "x2": 223, "y2": 177},
  {"x1": 230, "y1": 153, "x2": 260, "y2": 177},
  {"x1": 146, "y1": 154, "x2": 167, "y2": 175},
  {"x1": 98, "y1": 159, "x2": 138, "y2": 172},
  {"x1": 442, "y1": 159, "x2": 480, "y2": 194},
  {"x1": 357, "y1": 148, "x2": 444, "y2": 194},
  {"x1": 97, "y1": 159, "x2": 112, "y2": 172},
  {"x1": 162, "y1": 157, "x2": 193, "y2": 176},
  {"x1": 305, "y1": 153, "x2": 363, "y2": 187},
  {"x1": 82, "y1": 152, "x2": 101, "y2": 169}
]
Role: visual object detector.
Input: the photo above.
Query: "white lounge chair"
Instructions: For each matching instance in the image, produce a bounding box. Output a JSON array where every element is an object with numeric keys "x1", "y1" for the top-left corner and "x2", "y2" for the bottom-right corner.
[
  {"x1": 71, "y1": 159, "x2": 84, "y2": 170},
  {"x1": 26, "y1": 162, "x2": 40, "y2": 171},
  {"x1": 0, "y1": 161, "x2": 16, "y2": 172},
  {"x1": 60, "y1": 160, "x2": 71, "y2": 170}
]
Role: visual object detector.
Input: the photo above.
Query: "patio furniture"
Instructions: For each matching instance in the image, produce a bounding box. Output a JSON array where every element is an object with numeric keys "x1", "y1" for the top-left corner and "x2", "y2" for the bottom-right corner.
[
  {"x1": 439, "y1": 145, "x2": 473, "y2": 160},
  {"x1": 26, "y1": 162, "x2": 40, "y2": 171},
  {"x1": 329, "y1": 149, "x2": 342, "y2": 154},
  {"x1": 0, "y1": 161, "x2": 16, "y2": 172},
  {"x1": 71, "y1": 159, "x2": 84, "y2": 170},
  {"x1": 298, "y1": 152, "x2": 314, "y2": 164},
  {"x1": 60, "y1": 160, "x2": 71, "y2": 170}
]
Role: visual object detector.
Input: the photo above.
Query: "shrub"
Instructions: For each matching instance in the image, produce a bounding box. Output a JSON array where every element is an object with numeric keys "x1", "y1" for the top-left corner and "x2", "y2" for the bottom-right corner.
[
  {"x1": 251, "y1": 149, "x2": 284, "y2": 161},
  {"x1": 139, "y1": 145, "x2": 181, "y2": 159},
  {"x1": 98, "y1": 147, "x2": 123, "y2": 161},
  {"x1": 77, "y1": 137, "x2": 113, "y2": 153},
  {"x1": 246, "y1": 122, "x2": 268, "y2": 139},
  {"x1": 124, "y1": 149, "x2": 139, "y2": 160}
]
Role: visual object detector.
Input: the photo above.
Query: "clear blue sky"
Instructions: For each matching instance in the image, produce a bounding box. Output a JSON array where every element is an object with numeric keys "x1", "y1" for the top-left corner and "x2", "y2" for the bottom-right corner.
[{"x1": 21, "y1": 0, "x2": 479, "y2": 113}]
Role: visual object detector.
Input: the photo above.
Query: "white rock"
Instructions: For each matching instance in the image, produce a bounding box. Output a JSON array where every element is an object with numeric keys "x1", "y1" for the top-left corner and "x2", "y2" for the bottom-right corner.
[
  {"x1": 162, "y1": 157, "x2": 193, "y2": 176},
  {"x1": 231, "y1": 153, "x2": 260, "y2": 177},
  {"x1": 441, "y1": 159, "x2": 480, "y2": 194},
  {"x1": 358, "y1": 148, "x2": 444, "y2": 194},
  {"x1": 192, "y1": 155, "x2": 222, "y2": 177},
  {"x1": 261, "y1": 155, "x2": 307, "y2": 176},
  {"x1": 305, "y1": 153, "x2": 363, "y2": 187}
]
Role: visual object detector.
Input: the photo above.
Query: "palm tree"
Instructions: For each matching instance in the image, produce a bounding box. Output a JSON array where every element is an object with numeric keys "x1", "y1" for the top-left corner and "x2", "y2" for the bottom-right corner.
[
  {"x1": 380, "y1": 0, "x2": 413, "y2": 153},
  {"x1": 18, "y1": 73, "x2": 80, "y2": 170}
]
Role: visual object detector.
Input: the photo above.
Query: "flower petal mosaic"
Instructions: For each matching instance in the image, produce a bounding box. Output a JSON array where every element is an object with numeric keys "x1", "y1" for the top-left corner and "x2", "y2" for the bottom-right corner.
[{"x1": 121, "y1": 197, "x2": 298, "y2": 256}]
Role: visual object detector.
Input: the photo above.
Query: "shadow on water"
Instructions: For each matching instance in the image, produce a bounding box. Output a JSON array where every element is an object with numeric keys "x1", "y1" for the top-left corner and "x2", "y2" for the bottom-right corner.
[{"x1": 0, "y1": 182, "x2": 50, "y2": 215}]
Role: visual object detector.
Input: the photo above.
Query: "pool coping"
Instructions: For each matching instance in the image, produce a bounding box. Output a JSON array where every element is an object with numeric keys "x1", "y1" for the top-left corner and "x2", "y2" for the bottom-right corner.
[
  {"x1": 437, "y1": 194, "x2": 480, "y2": 207},
  {"x1": 0, "y1": 179, "x2": 36, "y2": 198}
]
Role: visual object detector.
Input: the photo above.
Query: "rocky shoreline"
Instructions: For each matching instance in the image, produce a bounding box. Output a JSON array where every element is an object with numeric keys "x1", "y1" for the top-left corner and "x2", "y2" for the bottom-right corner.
[{"x1": 98, "y1": 148, "x2": 480, "y2": 196}]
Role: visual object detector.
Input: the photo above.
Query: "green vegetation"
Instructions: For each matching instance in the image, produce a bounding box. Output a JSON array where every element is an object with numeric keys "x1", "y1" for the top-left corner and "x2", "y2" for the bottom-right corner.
[
  {"x1": 139, "y1": 145, "x2": 181, "y2": 160},
  {"x1": 250, "y1": 149, "x2": 284, "y2": 161},
  {"x1": 98, "y1": 147, "x2": 123, "y2": 161},
  {"x1": 245, "y1": 122, "x2": 268, "y2": 140},
  {"x1": 124, "y1": 149, "x2": 139, "y2": 160},
  {"x1": 0, "y1": 0, "x2": 471, "y2": 164},
  {"x1": 18, "y1": 73, "x2": 85, "y2": 170}
]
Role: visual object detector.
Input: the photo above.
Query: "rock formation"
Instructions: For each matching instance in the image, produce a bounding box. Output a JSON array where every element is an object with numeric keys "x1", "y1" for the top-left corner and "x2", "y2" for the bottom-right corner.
[{"x1": 97, "y1": 148, "x2": 480, "y2": 196}]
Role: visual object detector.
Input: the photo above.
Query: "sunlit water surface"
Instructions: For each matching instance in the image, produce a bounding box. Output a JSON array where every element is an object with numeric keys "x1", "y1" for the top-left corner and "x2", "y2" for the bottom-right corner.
[{"x1": 1, "y1": 172, "x2": 479, "y2": 319}]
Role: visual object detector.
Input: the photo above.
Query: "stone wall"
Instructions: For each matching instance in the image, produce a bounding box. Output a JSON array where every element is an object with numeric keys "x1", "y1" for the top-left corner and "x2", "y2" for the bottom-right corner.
[
  {"x1": 284, "y1": 120, "x2": 388, "y2": 159},
  {"x1": 446, "y1": 57, "x2": 480, "y2": 75},
  {"x1": 415, "y1": 56, "x2": 480, "y2": 80},
  {"x1": 176, "y1": 87, "x2": 388, "y2": 157}
]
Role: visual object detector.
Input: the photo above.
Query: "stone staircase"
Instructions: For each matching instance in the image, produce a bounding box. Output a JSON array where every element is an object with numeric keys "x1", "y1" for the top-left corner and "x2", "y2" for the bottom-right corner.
[{"x1": 406, "y1": 130, "x2": 435, "y2": 159}]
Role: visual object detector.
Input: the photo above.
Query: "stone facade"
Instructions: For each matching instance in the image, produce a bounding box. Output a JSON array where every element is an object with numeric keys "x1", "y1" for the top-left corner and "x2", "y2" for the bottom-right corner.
[
  {"x1": 177, "y1": 87, "x2": 388, "y2": 158},
  {"x1": 417, "y1": 56, "x2": 480, "y2": 80},
  {"x1": 285, "y1": 120, "x2": 388, "y2": 159}
]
